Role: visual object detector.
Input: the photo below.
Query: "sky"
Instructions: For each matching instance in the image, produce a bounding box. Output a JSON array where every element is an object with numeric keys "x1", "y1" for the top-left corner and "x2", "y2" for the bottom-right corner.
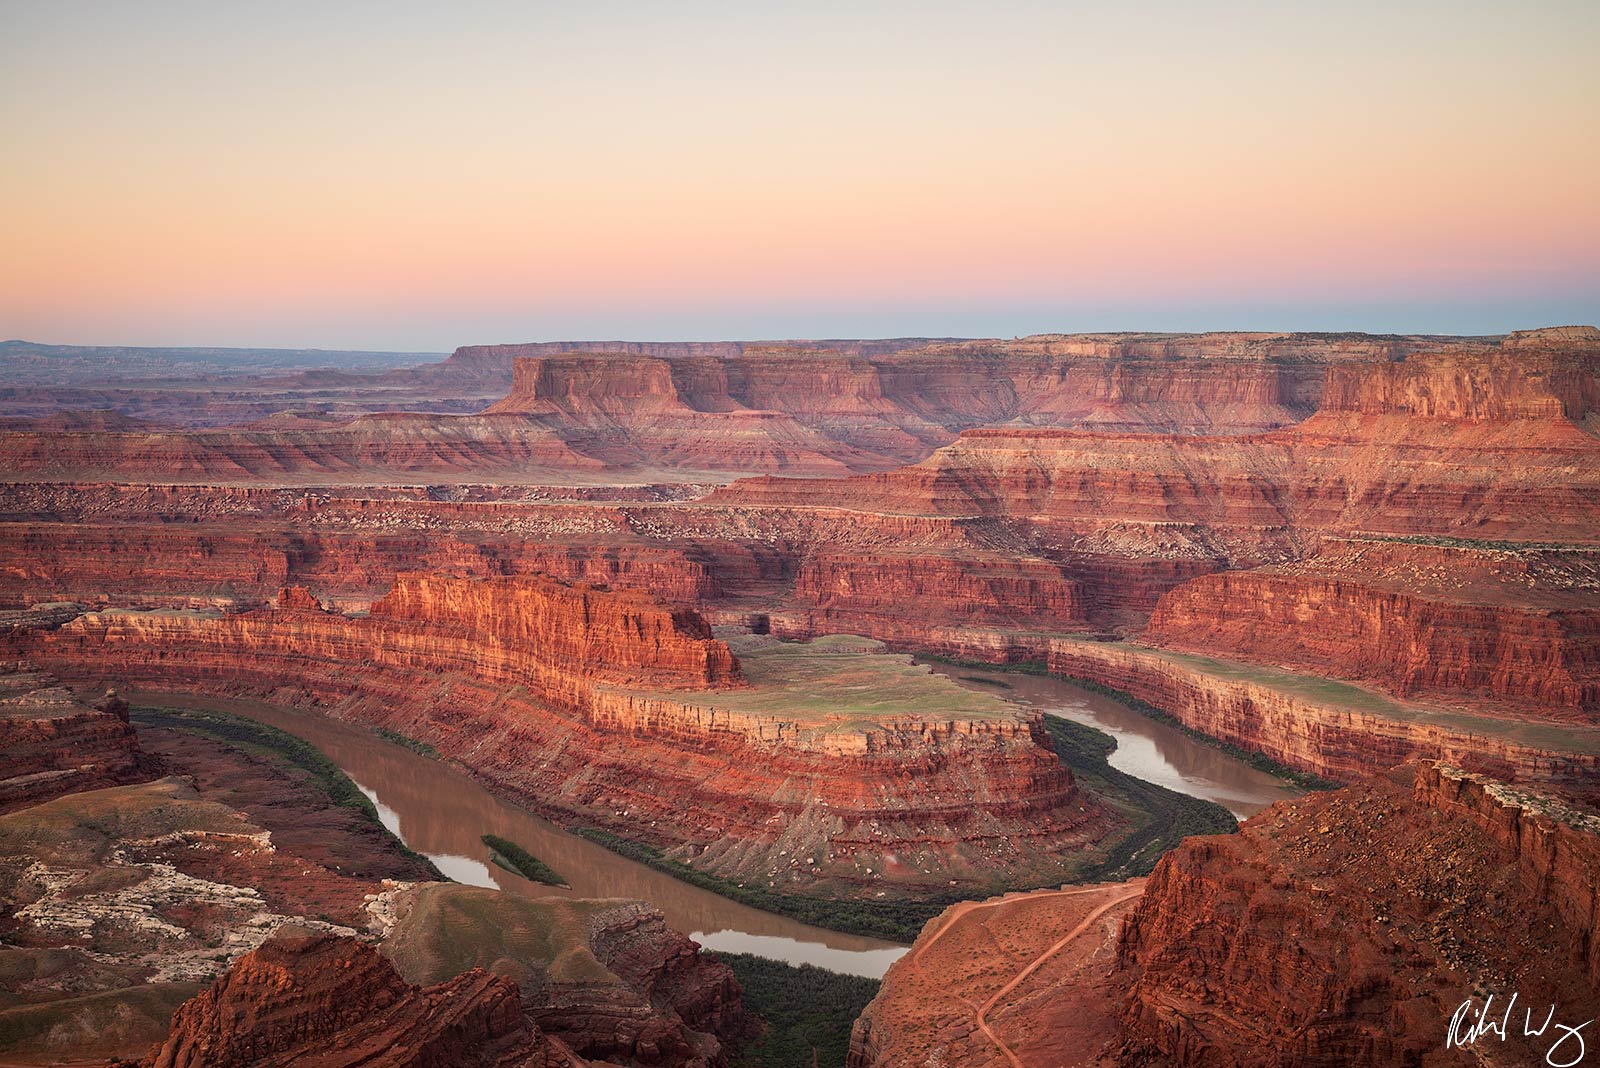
[{"x1": 3, "y1": 1, "x2": 1597, "y2": 350}]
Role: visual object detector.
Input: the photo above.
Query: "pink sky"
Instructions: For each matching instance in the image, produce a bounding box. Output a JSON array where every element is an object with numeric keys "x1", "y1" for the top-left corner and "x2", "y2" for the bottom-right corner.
[{"x1": 3, "y1": 2, "x2": 1597, "y2": 349}]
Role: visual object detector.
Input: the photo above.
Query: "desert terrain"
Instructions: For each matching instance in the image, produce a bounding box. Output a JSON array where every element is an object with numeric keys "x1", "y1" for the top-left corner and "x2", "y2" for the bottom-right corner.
[{"x1": 1, "y1": 327, "x2": 1597, "y2": 1065}]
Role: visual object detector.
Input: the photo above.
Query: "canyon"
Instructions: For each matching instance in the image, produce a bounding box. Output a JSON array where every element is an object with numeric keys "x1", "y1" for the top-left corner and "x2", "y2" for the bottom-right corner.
[
  {"x1": 13, "y1": 578, "x2": 1118, "y2": 902},
  {"x1": 0, "y1": 658, "x2": 754, "y2": 1067},
  {"x1": 2, "y1": 326, "x2": 1598, "y2": 1064}
]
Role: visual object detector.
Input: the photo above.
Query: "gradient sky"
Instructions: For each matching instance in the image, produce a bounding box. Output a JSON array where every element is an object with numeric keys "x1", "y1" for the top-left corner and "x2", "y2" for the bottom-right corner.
[{"x1": 3, "y1": 1, "x2": 1597, "y2": 350}]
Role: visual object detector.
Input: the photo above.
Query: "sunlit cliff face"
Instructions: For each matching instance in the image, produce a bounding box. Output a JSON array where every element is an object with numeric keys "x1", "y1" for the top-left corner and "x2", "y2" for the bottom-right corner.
[{"x1": 4, "y1": 3, "x2": 1598, "y2": 347}]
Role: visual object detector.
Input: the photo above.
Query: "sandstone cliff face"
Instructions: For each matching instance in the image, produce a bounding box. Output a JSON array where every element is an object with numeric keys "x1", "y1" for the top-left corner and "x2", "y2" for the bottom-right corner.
[
  {"x1": 1145, "y1": 540, "x2": 1600, "y2": 719},
  {"x1": 0, "y1": 413, "x2": 600, "y2": 482},
  {"x1": 1044, "y1": 638, "x2": 1600, "y2": 798},
  {"x1": 144, "y1": 931, "x2": 555, "y2": 1068},
  {"x1": 0, "y1": 521, "x2": 721, "y2": 609},
  {"x1": 23, "y1": 579, "x2": 1107, "y2": 897},
  {"x1": 785, "y1": 551, "x2": 1085, "y2": 645},
  {"x1": 0, "y1": 660, "x2": 145, "y2": 813},
  {"x1": 364, "y1": 572, "x2": 742, "y2": 688},
  {"x1": 1116, "y1": 763, "x2": 1600, "y2": 1067}
]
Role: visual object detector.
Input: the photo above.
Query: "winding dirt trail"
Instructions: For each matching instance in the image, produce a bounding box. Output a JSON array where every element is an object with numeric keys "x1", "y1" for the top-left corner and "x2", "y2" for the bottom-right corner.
[
  {"x1": 919, "y1": 885, "x2": 1146, "y2": 1068},
  {"x1": 910, "y1": 885, "x2": 1124, "y2": 966}
]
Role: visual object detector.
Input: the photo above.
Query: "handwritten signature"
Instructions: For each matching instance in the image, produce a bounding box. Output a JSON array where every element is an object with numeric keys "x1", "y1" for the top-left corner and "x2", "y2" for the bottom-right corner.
[{"x1": 1448, "y1": 992, "x2": 1592, "y2": 1066}]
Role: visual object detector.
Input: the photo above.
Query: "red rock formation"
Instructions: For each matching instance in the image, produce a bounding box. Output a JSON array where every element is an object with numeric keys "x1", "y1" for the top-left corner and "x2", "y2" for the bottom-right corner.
[
  {"x1": 382, "y1": 885, "x2": 753, "y2": 1066},
  {"x1": 364, "y1": 572, "x2": 742, "y2": 687},
  {"x1": 783, "y1": 551, "x2": 1086, "y2": 646},
  {"x1": 0, "y1": 413, "x2": 600, "y2": 482},
  {"x1": 143, "y1": 932, "x2": 556, "y2": 1068},
  {"x1": 848, "y1": 883, "x2": 1144, "y2": 1068},
  {"x1": 1145, "y1": 539, "x2": 1600, "y2": 718},
  {"x1": 22, "y1": 578, "x2": 1108, "y2": 896},
  {"x1": 0, "y1": 659, "x2": 146, "y2": 813},
  {"x1": 1043, "y1": 636, "x2": 1600, "y2": 799},
  {"x1": 1116, "y1": 763, "x2": 1600, "y2": 1067},
  {"x1": 0, "y1": 521, "x2": 720, "y2": 610},
  {"x1": 6, "y1": 330, "x2": 1542, "y2": 482}
]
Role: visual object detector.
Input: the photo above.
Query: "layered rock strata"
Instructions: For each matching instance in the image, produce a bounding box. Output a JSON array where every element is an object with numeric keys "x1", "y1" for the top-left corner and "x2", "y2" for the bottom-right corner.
[
  {"x1": 1044, "y1": 637, "x2": 1600, "y2": 800},
  {"x1": 851, "y1": 762, "x2": 1600, "y2": 1068},
  {"x1": 1145, "y1": 538, "x2": 1600, "y2": 718},
  {"x1": 4, "y1": 330, "x2": 1543, "y2": 482},
  {"x1": 19, "y1": 578, "x2": 1109, "y2": 896}
]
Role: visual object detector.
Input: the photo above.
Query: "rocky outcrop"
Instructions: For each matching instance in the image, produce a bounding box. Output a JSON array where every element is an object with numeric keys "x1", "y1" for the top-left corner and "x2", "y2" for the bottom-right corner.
[
  {"x1": 381, "y1": 884, "x2": 752, "y2": 1067},
  {"x1": 0, "y1": 660, "x2": 146, "y2": 813},
  {"x1": 1145, "y1": 539, "x2": 1600, "y2": 718},
  {"x1": 143, "y1": 931, "x2": 556, "y2": 1068},
  {"x1": 1116, "y1": 763, "x2": 1600, "y2": 1067},
  {"x1": 850, "y1": 763, "x2": 1600, "y2": 1068},
  {"x1": 847, "y1": 883, "x2": 1144, "y2": 1068}
]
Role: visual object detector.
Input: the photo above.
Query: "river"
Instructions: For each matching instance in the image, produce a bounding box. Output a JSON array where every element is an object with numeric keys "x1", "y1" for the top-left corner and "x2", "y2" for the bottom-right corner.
[
  {"x1": 142, "y1": 668, "x2": 1302, "y2": 979},
  {"x1": 923, "y1": 662, "x2": 1304, "y2": 819}
]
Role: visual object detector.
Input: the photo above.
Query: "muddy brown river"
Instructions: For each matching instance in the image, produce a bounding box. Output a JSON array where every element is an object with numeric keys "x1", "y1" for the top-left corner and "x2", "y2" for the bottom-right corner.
[{"x1": 142, "y1": 669, "x2": 1302, "y2": 977}]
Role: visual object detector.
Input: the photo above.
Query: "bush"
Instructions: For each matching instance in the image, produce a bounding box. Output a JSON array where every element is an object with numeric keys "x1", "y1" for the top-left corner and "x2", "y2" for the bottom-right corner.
[{"x1": 480, "y1": 833, "x2": 566, "y2": 886}]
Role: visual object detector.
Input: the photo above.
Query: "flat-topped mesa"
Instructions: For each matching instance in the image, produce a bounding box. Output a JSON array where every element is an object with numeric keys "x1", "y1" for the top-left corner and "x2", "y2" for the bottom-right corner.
[
  {"x1": 23, "y1": 602, "x2": 1108, "y2": 895},
  {"x1": 366, "y1": 572, "x2": 742, "y2": 689},
  {"x1": 485, "y1": 353, "x2": 690, "y2": 419}
]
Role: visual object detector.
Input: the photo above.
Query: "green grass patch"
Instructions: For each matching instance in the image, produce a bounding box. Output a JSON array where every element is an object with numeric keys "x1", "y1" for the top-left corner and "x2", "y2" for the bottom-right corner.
[
  {"x1": 480, "y1": 833, "x2": 566, "y2": 886},
  {"x1": 570, "y1": 828, "x2": 959, "y2": 942},
  {"x1": 956, "y1": 674, "x2": 1013, "y2": 689},
  {"x1": 713, "y1": 953, "x2": 880, "y2": 1068},
  {"x1": 374, "y1": 726, "x2": 438, "y2": 758},
  {"x1": 131, "y1": 705, "x2": 445, "y2": 879}
]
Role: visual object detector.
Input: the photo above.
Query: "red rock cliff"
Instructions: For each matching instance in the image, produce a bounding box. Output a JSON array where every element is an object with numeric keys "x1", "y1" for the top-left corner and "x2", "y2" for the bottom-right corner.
[
  {"x1": 1145, "y1": 540, "x2": 1600, "y2": 719},
  {"x1": 1116, "y1": 763, "x2": 1600, "y2": 1067},
  {"x1": 25, "y1": 582, "x2": 1107, "y2": 897}
]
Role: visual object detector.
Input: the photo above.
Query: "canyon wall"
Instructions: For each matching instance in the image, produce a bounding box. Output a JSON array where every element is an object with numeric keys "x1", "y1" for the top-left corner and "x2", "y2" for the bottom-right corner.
[
  {"x1": 1145, "y1": 540, "x2": 1600, "y2": 719},
  {"x1": 1043, "y1": 638, "x2": 1600, "y2": 799},
  {"x1": 6, "y1": 330, "x2": 1535, "y2": 483},
  {"x1": 783, "y1": 551, "x2": 1085, "y2": 645},
  {"x1": 849, "y1": 762, "x2": 1600, "y2": 1068}
]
